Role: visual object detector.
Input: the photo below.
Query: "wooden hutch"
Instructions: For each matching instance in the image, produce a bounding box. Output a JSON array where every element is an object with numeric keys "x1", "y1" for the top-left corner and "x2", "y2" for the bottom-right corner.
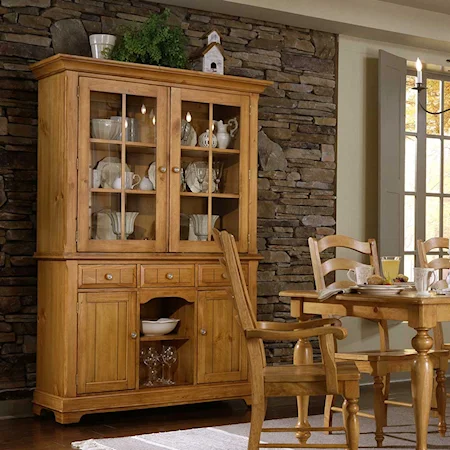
[{"x1": 31, "y1": 54, "x2": 270, "y2": 423}]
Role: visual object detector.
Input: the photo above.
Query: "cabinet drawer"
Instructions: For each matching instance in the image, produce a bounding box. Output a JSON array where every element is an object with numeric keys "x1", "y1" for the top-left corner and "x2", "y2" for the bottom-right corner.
[
  {"x1": 78, "y1": 265, "x2": 137, "y2": 288},
  {"x1": 140, "y1": 265, "x2": 195, "y2": 287},
  {"x1": 198, "y1": 264, "x2": 248, "y2": 287}
]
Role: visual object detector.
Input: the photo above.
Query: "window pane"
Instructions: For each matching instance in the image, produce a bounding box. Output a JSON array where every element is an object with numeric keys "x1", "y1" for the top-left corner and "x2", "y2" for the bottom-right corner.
[
  {"x1": 426, "y1": 138, "x2": 441, "y2": 193},
  {"x1": 404, "y1": 254, "x2": 415, "y2": 281},
  {"x1": 444, "y1": 81, "x2": 450, "y2": 136},
  {"x1": 426, "y1": 196, "x2": 440, "y2": 240},
  {"x1": 427, "y1": 79, "x2": 442, "y2": 135},
  {"x1": 444, "y1": 141, "x2": 450, "y2": 194},
  {"x1": 444, "y1": 198, "x2": 450, "y2": 239},
  {"x1": 405, "y1": 136, "x2": 417, "y2": 192},
  {"x1": 404, "y1": 195, "x2": 415, "y2": 251},
  {"x1": 406, "y1": 75, "x2": 417, "y2": 133}
]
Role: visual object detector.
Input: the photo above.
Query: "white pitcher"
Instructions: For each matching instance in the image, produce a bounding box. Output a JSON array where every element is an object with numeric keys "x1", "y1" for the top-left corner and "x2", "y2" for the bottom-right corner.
[
  {"x1": 213, "y1": 118, "x2": 238, "y2": 149},
  {"x1": 414, "y1": 267, "x2": 436, "y2": 296}
]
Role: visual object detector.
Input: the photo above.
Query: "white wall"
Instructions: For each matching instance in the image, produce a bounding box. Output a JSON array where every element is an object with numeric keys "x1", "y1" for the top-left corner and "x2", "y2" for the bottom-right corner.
[{"x1": 336, "y1": 36, "x2": 450, "y2": 367}]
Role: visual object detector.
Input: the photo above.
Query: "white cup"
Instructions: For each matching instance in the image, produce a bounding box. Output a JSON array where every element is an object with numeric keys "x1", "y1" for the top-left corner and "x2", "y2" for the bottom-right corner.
[
  {"x1": 414, "y1": 268, "x2": 436, "y2": 296},
  {"x1": 125, "y1": 172, "x2": 141, "y2": 189},
  {"x1": 92, "y1": 169, "x2": 101, "y2": 188},
  {"x1": 347, "y1": 264, "x2": 374, "y2": 285}
]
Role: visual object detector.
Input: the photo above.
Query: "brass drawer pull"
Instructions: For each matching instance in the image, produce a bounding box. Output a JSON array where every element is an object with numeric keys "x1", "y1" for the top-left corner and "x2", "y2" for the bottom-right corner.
[
  {"x1": 166, "y1": 273, "x2": 174, "y2": 280},
  {"x1": 130, "y1": 332, "x2": 137, "y2": 339},
  {"x1": 105, "y1": 273, "x2": 113, "y2": 280},
  {"x1": 172, "y1": 167, "x2": 180, "y2": 173},
  {"x1": 159, "y1": 166, "x2": 167, "y2": 173},
  {"x1": 200, "y1": 329, "x2": 207, "y2": 336}
]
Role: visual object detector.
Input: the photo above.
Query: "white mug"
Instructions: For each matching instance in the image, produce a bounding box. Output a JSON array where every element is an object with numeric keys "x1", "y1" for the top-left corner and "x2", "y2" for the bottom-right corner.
[
  {"x1": 347, "y1": 264, "x2": 374, "y2": 285},
  {"x1": 414, "y1": 268, "x2": 436, "y2": 296},
  {"x1": 125, "y1": 172, "x2": 141, "y2": 189},
  {"x1": 92, "y1": 169, "x2": 101, "y2": 188}
]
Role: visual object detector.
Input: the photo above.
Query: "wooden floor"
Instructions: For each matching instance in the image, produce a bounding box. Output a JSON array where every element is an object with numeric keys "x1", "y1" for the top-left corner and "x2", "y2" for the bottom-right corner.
[{"x1": 0, "y1": 382, "x2": 434, "y2": 450}]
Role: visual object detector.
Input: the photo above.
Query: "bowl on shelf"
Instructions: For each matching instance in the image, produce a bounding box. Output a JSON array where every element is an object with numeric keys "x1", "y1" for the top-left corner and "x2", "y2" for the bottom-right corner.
[
  {"x1": 141, "y1": 318, "x2": 180, "y2": 336},
  {"x1": 91, "y1": 119, "x2": 120, "y2": 140}
]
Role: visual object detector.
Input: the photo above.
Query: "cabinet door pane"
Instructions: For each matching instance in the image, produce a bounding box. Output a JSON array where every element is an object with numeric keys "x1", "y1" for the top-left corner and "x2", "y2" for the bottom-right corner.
[
  {"x1": 77, "y1": 292, "x2": 137, "y2": 394},
  {"x1": 170, "y1": 89, "x2": 249, "y2": 252},
  {"x1": 197, "y1": 290, "x2": 247, "y2": 384},
  {"x1": 78, "y1": 78, "x2": 167, "y2": 252}
]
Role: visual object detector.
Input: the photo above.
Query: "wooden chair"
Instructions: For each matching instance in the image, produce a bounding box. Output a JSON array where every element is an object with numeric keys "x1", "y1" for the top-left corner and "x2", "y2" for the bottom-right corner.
[
  {"x1": 417, "y1": 237, "x2": 450, "y2": 395},
  {"x1": 309, "y1": 234, "x2": 448, "y2": 447},
  {"x1": 214, "y1": 229, "x2": 361, "y2": 450}
]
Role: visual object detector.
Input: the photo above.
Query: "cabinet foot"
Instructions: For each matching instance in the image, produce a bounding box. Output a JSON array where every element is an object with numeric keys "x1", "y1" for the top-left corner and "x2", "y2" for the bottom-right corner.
[
  {"x1": 32, "y1": 404, "x2": 44, "y2": 417},
  {"x1": 243, "y1": 396, "x2": 252, "y2": 407},
  {"x1": 54, "y1": 411, "x2": 84, "y2": 424}
]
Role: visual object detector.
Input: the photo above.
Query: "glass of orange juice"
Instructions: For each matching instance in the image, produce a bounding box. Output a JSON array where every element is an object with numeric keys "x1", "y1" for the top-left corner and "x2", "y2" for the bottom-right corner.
[{"x1": 381, "y1": 256, "x2": 401, "y2": 282}]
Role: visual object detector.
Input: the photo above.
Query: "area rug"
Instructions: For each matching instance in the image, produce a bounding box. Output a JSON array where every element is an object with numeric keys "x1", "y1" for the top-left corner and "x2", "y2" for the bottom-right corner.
[{"x1": 72, "y1": 409, "x2": 450, "y2": 450}]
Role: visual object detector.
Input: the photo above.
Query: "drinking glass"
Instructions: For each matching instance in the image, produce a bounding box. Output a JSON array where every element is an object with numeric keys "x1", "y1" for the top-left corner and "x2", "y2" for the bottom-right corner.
[
  {"x1": 381, "y1": 256, "x2": 401, "y2": 282},
  {"x1": 161, "y1": 345, "x2": 177, "y2": 385},
  {"x1": 213, "y1": 161, "x2": 223, "y2": 192},
  {"x1": 143, "y1": 347, "x2": 160, "y2": 387},
  {"x1": 196, "y1": 163, "x2": 207, "y2": 192}
]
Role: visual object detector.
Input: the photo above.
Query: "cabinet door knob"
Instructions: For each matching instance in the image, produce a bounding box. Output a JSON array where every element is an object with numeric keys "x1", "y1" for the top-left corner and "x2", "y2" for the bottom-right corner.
[
  {"x1": 200, "y1": 329, "x2": 207, "y2": 336},
  {"x1": 159, "y1": 166, "x2": 167, "y2": 173},
  {"x1": 172, "y1": 167, "x2": 180, "y2": 173},
  {"x1": 221, "y1": 272, "x2": 227, "y2": 279},
  {"x1": 166, "y1": 273, "x2": 174, "y2": 280},
  {"x1": 130, "y1": 332, "x2": 137, "y2": 339},
  {"x1": 105, "y1": 273, "x2": 113, "y2": 280}
]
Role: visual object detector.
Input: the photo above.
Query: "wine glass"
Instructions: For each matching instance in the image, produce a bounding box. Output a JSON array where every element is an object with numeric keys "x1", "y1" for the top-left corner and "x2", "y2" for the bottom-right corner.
[
  {"x1": 161, "y1": 345, "x2": 178, "y2": 385},
  {"x1": 143, "y1": 347, "x2": 160, "y2": 387},
  {"x1": 196, "y1": 162, "x2": 207, "y2": 192},
  {"x1": 213, "y1": 161, "x2": 223, "y2": 193}
]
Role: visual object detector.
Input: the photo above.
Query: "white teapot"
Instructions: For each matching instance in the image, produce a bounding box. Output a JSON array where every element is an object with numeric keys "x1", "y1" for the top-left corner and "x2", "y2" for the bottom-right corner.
[{"x1": 213, "y1": 118, "x2": 238, "y2": 149}]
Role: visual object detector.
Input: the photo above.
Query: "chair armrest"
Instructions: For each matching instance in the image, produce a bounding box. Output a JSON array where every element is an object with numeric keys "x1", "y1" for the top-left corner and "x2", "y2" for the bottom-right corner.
[
  {"x1": 256, "y1": 318, "x2": 341, "y2": 331},
  {"x1": 245, "y1": 326, "x2": 347, "y2": 341}
]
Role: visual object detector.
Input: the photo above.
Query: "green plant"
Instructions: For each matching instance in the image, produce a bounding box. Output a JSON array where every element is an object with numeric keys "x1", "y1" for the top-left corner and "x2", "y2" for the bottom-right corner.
[{"x1": 109, "y1": 9, "x2": 188, "y2": 69}]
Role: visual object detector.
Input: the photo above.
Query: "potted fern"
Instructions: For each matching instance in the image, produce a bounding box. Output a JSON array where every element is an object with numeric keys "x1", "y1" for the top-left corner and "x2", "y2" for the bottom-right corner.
[{"x1": 108, "y1": 9, "x2": 188, "y2": 69}]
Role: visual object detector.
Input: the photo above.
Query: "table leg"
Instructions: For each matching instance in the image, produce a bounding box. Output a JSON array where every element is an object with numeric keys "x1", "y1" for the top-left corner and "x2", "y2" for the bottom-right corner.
[
  {"x1": 294, "y1": 337, "x2": 313, "y2": 443},
  {"x1": 411, "y1": 328, "x2": 434, "y2": 450}
]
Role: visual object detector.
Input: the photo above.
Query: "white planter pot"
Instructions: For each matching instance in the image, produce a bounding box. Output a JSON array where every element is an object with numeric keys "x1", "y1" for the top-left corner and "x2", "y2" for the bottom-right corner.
[{"x1": 90, "y1": 34, "x2": 116, "y2": 59}]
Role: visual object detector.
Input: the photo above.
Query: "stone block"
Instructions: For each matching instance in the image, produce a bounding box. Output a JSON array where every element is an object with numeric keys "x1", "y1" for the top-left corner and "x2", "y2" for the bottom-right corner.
[
  {"x1": 2, "y1": 242, "x2": 35, "y2": 255},
  {"x1": 0, "y1": 117, "x2": 7, "y2": 136},
  {"x1": 1, "y1": 0, "x2": 50, "y2": 6},
  {"x1": 211, "y1": 18, "x2": 252, "y2": 30},
  {"x1": 284, "y1": 38, "x2": 314, "y2": 53},
  {"x1": 10, "y1": 256, "x2": 36, "y2": 266},
  {"x1": 266, "y1": 70, "x2": 299, "y2": 83},
  {"x1": 284, "y1": 148, "x2": 321, "y2": 160},
  {"x1": 282, "y1": 53, "x2": 334, "y2": 73},
  {"x1": 315, "y1": 117, "x2": 337, "y2": 126},
  {"x1": 248, "y1": 38, "x2": 282, "y2": 51},
  {"x1": 321, "y1": 144, "x2": 335, "y2": 162},
  {"x1": 300, "y1": 75, "x2": 335, "y2": 88},
  {"x1": 260, "y1": 251, "x2": 290, "y2": 263},
  {"x1": 0, "y1": 332, "x2": 15, "y2": 342},
  {"x1": 42, "y1": 6, "x2": 81, "y2": 20},
  {"x1": 0, "y1": 41, "x2": 53, "y2": 59},
  {"x1": 22, "y1": 335, "x2": 36, "y2": 353},
  {"x1": 258, "y1": 201, "x2": 277, "y2": 219},
  {"x1": 311, "y1": 30, "x2": 336, "y2": 59},
  {"x1": 258, "y1": 130, "x2": 287, "y2": 172},
  {"x1": 302, "y1": 215, "x2": 336, "y2": 227},
  {"x1": 264, "y1": 127, "x2": 292, "y2": 141},
  {"x1": 2, "y1": 33, "x2": 51, "y2": 47}
]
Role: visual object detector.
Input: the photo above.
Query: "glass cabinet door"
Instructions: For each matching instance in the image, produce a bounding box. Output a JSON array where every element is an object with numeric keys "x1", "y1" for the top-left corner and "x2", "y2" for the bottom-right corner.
[
  {"x1": 169, "y1": 88, "x2": 249, "y2": 252},
  {"x1": 77, "y1": 78, "x2": 168, "y2": 252}
]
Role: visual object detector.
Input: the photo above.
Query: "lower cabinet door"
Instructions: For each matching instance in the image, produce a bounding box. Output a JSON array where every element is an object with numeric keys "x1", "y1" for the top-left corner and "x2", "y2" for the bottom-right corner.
[
  {"x1": 197, "y1": 290, "x2": 248, "y2": 384},
  {"x1": 77, "y1": 291, "x2": 137, "y2": 394}
]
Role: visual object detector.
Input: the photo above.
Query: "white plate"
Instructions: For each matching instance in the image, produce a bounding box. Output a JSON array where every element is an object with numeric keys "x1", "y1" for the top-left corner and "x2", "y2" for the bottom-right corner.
[
  {"x1": 181, "y1": 120, "x2": 197, "y2": 146},
  {"x1": 96, "y1": 157, "x2": 130, "y2": 189},
  {"x1": 148, "y1": 162, "x2": 156, "y2": 189},
  {"x1": 353, "y1": 285, "x2": 404, "y2": 295},
  {"x1": 185, "y1": 162, "x2": 217, "y2": 193}
]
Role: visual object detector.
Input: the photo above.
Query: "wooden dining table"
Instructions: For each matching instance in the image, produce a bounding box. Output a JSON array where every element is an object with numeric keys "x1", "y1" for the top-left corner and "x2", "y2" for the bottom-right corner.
[{"x1": 280, "y1": 289, "x2": 450, "y2": 450}]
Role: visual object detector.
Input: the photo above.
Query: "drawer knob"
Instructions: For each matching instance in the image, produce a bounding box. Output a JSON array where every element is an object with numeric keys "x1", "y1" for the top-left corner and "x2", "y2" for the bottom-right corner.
[
  {"x1": 172, "y1": 167, "x2": 180, "y2": 173},
  {"x1": 130, "y1": 332, "x2": 137, "y2": 339},
  {"x1": 200, "y1": 329, "x2": 207, "y2": 336},
  {"x1": 159, "y1": 166, "x2": 167, "y2": 173},
  {"x1": 166, "y1": 273, "x2": 174, "y2": 280},
  {"x1": 221, "y1": 272, "x2": 227, "y2": 279},
  {"x1": 105, "y1": 273, "x2": 113, "y2": 280}
]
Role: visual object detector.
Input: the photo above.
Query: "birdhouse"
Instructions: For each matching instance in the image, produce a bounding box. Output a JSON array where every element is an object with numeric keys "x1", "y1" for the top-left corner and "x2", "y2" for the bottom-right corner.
[{"x1": 191, "y1": 29, "x2": 225, "y2": 75}]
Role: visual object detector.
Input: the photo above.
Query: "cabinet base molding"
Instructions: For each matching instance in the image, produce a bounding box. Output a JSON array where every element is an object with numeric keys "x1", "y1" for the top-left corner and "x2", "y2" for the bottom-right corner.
[{"x1": 33, "y1": 382, "x2": 251, "y2": 424}]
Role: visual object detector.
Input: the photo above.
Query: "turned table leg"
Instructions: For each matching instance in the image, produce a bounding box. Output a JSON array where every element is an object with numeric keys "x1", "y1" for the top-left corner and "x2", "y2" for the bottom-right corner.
[
  {"x1": 294, "y1": 337, "x2": 313, "y2": 444},
  {"x1": 411, "y1": 328, "x2": 434, "y2": 450}
]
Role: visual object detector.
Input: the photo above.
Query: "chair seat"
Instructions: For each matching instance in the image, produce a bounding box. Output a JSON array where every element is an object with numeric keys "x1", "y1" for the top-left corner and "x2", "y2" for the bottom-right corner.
[
  {"x1": 443, "y1": 343, "x2": 450, "y2": 351},
  {"x1": 336, "y1": 349, "x2": 448, "y2": 362},
  {"x1": 263, "y1": 362, "x2": 360, "y2": 383}
]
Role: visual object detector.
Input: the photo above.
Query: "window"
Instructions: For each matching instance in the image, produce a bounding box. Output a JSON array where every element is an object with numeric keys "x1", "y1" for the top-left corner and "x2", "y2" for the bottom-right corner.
[{"x1": 403, "y1": 72, "x2": 450, "y2": 280}]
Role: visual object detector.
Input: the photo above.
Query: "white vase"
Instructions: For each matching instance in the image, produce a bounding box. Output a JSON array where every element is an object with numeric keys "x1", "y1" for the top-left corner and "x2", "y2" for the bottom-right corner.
[
  {"x1": 191, "y1": 214, "x2": 219, "y2": 241},
  {"x1": 106, "y1": 211, "x2": 139, "y2": 239},
  {"x1": 90, "y1": 34, "x2": 116, "y2": 59}
]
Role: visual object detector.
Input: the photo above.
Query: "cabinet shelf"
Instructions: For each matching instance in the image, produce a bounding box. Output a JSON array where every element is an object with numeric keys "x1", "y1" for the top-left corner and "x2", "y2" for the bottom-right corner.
[
  {"x1": 180, "y1": 192, "x2": 239, "y2": 199},
  {"x1": 181, "y1": 145, "x2": 240, "y2": 154},
  {"x1": 90, "y1": 138, "x2": 156, "y2": 149},
  {"x1": 140, "y1": 334, "x2": 190, "y2": 342},
  {"x1": 90, "y1": 188, "x2": 156, "y2": 195},
  {"x1": 125, "y1": 189, "x2": 156, "y2": 195}
]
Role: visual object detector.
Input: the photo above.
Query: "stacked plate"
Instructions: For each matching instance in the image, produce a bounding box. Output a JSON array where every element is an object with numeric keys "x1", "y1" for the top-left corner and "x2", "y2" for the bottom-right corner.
[{"x1": 352, "y1": 285, "x2": 405, "y2": 295}]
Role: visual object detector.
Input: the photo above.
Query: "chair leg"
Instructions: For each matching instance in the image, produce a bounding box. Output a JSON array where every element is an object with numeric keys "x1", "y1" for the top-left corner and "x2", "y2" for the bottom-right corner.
[
  {"x1": 373, "y1": 376, "x2": 385, "y2": 448},
  {"x1": 248, "y1": 396, "x2": 266, "y2": 450},
  {"x1": 382, "y1": 374, "x2": 390, "y2": 426},
  {"x1": 323, "y1": 394, "x2": 334, "y2": 434},
  {"x1": 436, "y1": 368, "x2": 447, "y2": 437},
  {"x1": 343, "y1": 397, "x2": 360, "y2": 450}
]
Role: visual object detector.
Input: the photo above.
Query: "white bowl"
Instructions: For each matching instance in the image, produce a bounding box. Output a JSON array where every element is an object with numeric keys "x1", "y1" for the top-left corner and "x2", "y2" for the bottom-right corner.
[
  {"x1": 91, "y1": 119, "x2": 120, "y2": 140},
  {"x1": 141, "y1": 318, "x2": 180, "y2": 336}
]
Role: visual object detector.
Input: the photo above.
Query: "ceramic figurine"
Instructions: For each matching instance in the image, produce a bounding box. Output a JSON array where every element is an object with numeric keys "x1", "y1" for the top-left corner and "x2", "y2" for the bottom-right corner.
[{"x1": 214, "y1": 118, "x2": 238, "y2": 149}]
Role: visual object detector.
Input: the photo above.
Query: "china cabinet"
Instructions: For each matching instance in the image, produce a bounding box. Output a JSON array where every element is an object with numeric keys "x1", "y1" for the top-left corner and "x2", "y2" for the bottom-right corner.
[{"x1": 31, "y1": 54, "x2": 270, "y2": 423}]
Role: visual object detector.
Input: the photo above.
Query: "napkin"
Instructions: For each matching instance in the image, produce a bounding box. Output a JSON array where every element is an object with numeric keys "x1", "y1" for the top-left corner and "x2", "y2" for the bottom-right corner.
[{"x1": 317, "y1": 287, "x2": 352, "y2": 301}]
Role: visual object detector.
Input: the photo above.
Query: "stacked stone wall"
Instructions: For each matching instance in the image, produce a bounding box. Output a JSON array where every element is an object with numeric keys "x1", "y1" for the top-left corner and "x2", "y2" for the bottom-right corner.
[{"x1": 0, "y1": 0, "x2": 336, "y2": 394}]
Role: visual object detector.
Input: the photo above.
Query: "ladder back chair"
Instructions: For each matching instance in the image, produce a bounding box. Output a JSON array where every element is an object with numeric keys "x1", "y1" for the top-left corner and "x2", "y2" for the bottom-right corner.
[
  {"x1": 214, "y1": 229, "x2": 361, "y2": 450},
  {"x1": 309, "y1": 234, "x2": 448, "y2": 447},
  {"x1": 417, "y1": 237, "x2": 450, "y2": 397}
]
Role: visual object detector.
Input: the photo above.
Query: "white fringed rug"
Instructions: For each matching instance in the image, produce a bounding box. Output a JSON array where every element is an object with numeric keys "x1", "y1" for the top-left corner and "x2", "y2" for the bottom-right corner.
[{"x1": 72, "y1": 410, "x2": 450, "y2": 450}]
